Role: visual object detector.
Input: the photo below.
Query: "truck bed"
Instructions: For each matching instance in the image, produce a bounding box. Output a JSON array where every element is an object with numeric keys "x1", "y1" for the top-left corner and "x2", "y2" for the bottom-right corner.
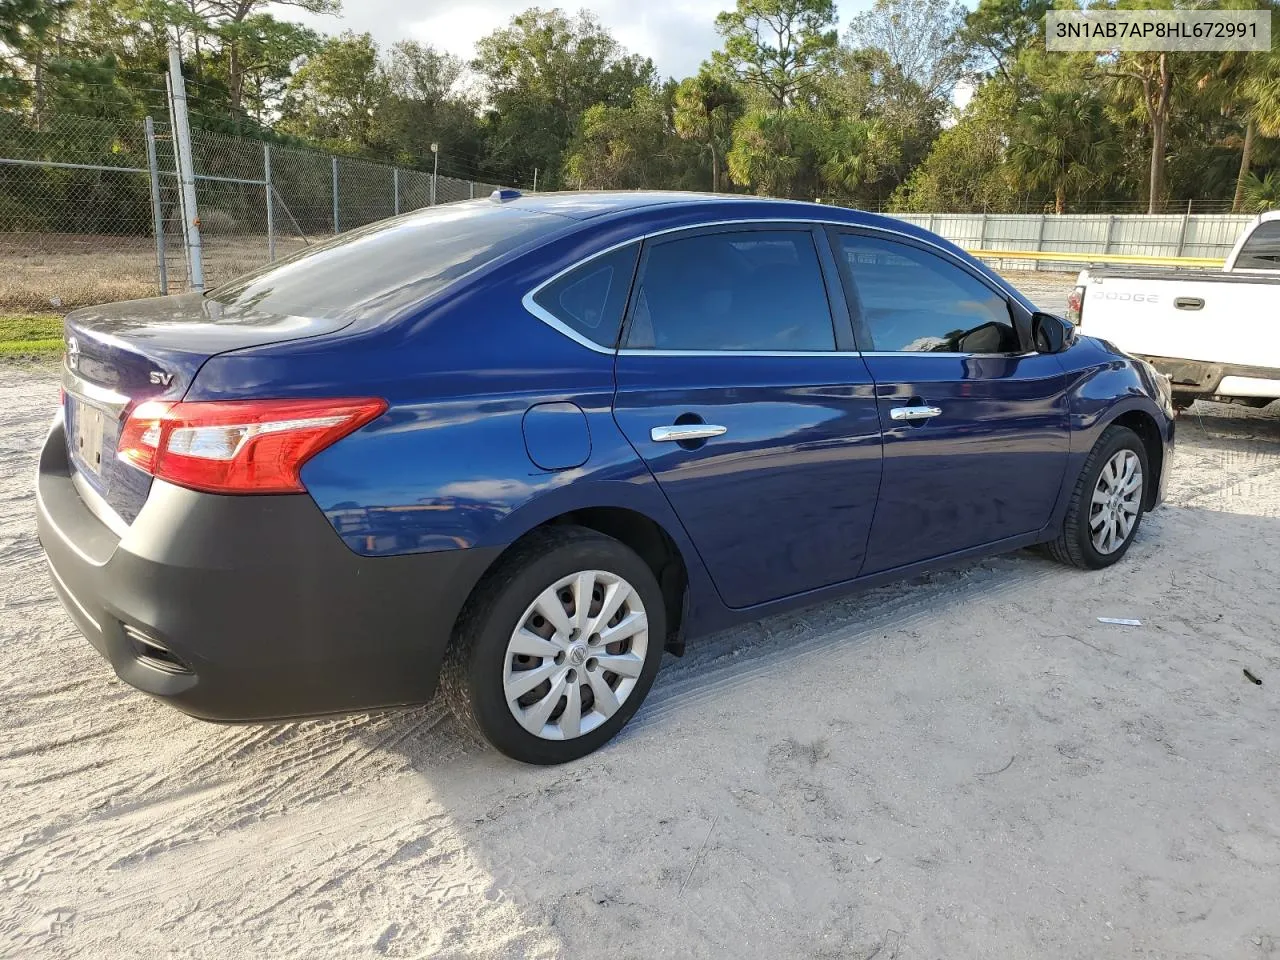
[{"x1": 1083, "y1": 268, "x2": 1280, "y2": 286}]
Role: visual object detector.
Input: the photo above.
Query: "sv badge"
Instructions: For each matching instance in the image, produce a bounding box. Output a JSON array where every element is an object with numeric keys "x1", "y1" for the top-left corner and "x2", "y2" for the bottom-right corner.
[{"x1": 149, "y1": 371, "x2": 174, "y2": 386}]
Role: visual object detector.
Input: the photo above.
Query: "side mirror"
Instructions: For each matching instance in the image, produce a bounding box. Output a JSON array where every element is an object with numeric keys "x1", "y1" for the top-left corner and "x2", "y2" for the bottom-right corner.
[{"x1": 1032, "y1": 312, "x2": 1076, "y2": 354}]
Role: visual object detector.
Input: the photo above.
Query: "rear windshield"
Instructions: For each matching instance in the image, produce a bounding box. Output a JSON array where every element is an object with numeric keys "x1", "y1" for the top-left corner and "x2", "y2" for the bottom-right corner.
[
  {"x1": 207, "y1": 202, "x2": 564, "y2": 320},
  {"x1": 1235, "y1": 219, "x2": 1280, "y2": 270}
]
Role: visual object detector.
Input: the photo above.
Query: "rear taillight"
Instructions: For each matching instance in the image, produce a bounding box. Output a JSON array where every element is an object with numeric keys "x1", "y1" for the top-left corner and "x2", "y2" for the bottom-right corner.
[
  {"x1": 117, "y1": 397, "x2": 386, "y2": 494},
  {"x1": 1067, "y1": 285, "x2": 1085, "y2": 325}
]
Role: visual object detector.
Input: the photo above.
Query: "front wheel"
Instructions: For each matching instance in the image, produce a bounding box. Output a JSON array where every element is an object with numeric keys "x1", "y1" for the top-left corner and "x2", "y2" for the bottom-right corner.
[
  {"x1": 442, "y1": 526, "x2": 665, "y2": 764},
  {"x1": 1046, "y1": 425, "x2": 1149, "y2": 570}
]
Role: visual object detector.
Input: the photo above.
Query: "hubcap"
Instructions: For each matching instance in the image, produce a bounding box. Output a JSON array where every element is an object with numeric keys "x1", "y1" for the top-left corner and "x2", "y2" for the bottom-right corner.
[
  {"x1": 502, "y1": 569, "x2": 648, "y2": 741},
  {"x1": 1090, "y1": 449, "x2": 1143, "y2": 555}
]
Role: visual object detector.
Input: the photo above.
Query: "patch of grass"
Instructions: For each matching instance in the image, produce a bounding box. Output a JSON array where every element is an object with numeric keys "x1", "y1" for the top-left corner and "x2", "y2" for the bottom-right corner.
[{"x1": 0, "y1": 313, "x2": 64, "y2": 361}]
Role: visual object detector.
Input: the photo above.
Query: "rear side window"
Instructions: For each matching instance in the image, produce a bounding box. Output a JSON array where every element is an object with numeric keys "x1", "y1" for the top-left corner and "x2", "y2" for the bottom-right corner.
[
  {"x1": 208, "y1": 203, "x2": 562, "y2": 320},
  {"x1": 531, "y1": 243, "x2": 639, "y2": 348},
  {"x1": 836, "y1": 234, "x2": 1019, "y2": 354},
  {"x1": 1235, "y1": 220, "x2": 1280, "y2": 269},
  {"x1": 626, "y1": 230, "x2": 836, "y2": 351}
]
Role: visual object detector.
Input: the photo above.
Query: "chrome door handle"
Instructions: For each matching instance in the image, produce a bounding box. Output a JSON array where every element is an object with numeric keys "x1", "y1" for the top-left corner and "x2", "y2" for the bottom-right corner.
[
  {"x1": 889, "y1": 405, "x2": 943, "y2": 422},
  {"x1": 650, "y1": 424, "x2": 728, "y2": 443}
]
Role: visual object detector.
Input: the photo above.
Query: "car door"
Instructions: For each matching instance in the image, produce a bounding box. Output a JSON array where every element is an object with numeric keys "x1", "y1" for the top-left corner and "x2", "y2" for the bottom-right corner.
[
  {"x1": 611, "y1": 224, "x2": 884, "y2": 610},
  {"x1": 827, "y1": 228, "x2": 1071, "y2": 574}
]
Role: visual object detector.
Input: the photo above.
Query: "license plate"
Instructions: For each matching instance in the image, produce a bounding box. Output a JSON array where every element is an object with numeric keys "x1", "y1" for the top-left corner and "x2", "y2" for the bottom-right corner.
[{"x1": 73, "y1": 402, "x2": 107, "y2": 475}]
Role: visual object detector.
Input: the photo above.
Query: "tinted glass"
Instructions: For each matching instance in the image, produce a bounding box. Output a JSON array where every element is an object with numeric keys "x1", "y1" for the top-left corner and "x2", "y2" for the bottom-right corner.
[
  {"x1": 208, "y1": 202, "x2": 561, "y2": 320},
  {"x1": 837, "y1": 235, "x2": 1019, "y2": 354},
  {"x1": 1234, "y1": 220, "x2": 1280, "y2": 270},
  {"x1": 532, "y1": 243, "x2": 639, "y2": 347},
  {"x1": 626, "y1": 230, "x2": 835, "y2": 351}
]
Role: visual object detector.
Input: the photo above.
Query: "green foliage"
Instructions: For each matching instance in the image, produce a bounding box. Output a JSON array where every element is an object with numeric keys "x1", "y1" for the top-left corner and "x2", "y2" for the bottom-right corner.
[
  {"x1": 959, "y1": 0, "x2": 1050, "y2": 90},
  {"x1": 672, "y1": 68, "x2": 742, "y2": 191},
  {"x1": 847, "y1": 0, "x2": 971, "y2": 102},
  {"x1": 2, "y1": 0, "x2": 1280, "y2": 224},
  {"x1": 279, "y1": 32, "x2": 387, "y2": 151},
  {"x1": 712, "y1": 0, "x2": 837, "y2": 108},
  {"x1": 1243, "y1": 171, "x2": 1280, "y2": 212},
  {"x1": 563, "y1": 88, "x2": 676, "y2": 189},
  {"x1": 727, "y1": 107, "x2": 820, "y2": 197},
  {"x1": 889, "y1": 81, "x2": 1014, "y2": 212},
  {"x1": 0, "y1": 0, "x2": 73, "y2": 95},
  {"x1": 1008, "y1": 89, "x2": 1118, "y2": 213},
  {"x1": 473, "y1": 8, "x2": 656, "y2": 188}
]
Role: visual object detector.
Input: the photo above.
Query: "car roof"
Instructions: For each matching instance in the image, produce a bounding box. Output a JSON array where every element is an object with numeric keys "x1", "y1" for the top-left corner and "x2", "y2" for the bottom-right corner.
[
  {"x1": 495, "y1": 190, "x2": 738, "y2": 220},
  {"x1": 497, "y1": 190, "x2": 909, "y2": 235}
]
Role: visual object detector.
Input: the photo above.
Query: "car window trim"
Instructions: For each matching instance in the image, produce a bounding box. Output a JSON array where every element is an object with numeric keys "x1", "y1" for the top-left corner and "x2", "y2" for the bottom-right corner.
[
  {"x1": 524, "y1": 241, "x2": 641, "y2": 352},
  {"x1": 522, "y1": 217, "x2": 1033, "y2": 357},
  {"x1": 827, "y1": 226, "x2": 1032, "y2": 357}
]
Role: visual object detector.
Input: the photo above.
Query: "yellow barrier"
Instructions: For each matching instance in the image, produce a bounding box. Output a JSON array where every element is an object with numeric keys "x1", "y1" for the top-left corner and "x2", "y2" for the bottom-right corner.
[{"x1": 967, "y1": 248, "x2": 1224, "y2": 269}]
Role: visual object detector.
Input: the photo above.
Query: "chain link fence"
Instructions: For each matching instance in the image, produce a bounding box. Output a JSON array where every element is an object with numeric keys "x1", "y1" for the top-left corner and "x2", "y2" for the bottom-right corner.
[
  {"x1": 0, "y1": 110, "x2": 507, "y2": 312},
  {"x1": 0, "y1": 106, "x2": 1263, "y2": 312}
]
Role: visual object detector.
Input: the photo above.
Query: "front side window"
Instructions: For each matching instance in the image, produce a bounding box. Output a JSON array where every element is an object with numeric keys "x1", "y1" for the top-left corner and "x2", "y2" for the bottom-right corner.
[
  {"x1": 837, "y1": 234, "x2": 1019, "y2": 354},
  {"x1": 625, "y1": 230, "x2": 836, "y2": 351},
  {"x1": 1234, "y1": 220, "x2": 1280, "y2": 270},
  {"x1": 531, "y1": 243, "x2": 639, "y2": 348}
]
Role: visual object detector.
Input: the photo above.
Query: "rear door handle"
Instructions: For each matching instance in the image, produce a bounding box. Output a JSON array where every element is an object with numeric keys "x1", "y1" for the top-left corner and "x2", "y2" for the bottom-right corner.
[
  {"x1": 1174, "y1": 297, "x2": 1204, "y2": 311},
  {"x1": 651, "y1": 424, "x2": 728, "y2": 442},
  {"x1": 889, "y1": 405, "x2": 942, "y2": 422}
]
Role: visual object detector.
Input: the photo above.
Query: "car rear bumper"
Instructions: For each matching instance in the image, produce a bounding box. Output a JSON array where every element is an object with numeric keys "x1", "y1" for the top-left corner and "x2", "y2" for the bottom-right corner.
[
  {"x1": 1139, "y1": 355, "x2": 1280, "y2": 400},
  {"x1": 36, "y1": 419, "x2": 501, "y2": 722}
]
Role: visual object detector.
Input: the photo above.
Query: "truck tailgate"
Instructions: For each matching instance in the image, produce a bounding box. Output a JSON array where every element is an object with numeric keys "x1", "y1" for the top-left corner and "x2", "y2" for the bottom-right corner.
[{"x1": 1080, "y1": 274, "x2": 1280, "y2": 369}]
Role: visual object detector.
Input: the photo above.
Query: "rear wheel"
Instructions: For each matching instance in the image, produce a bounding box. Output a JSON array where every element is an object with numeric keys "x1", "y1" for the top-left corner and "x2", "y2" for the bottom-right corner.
[
  {"x1": 443, "y1": 526, "x2": 665, "y2": 764},
  {"x1": 1046, "y1": 425, "x2": 1148, "y2": 570}
]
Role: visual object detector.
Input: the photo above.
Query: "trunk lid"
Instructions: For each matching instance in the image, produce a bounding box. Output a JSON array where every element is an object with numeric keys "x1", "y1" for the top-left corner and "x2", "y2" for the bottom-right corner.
[{"x1": 62, "y1": 293, "x2": 354, "y2": 525}]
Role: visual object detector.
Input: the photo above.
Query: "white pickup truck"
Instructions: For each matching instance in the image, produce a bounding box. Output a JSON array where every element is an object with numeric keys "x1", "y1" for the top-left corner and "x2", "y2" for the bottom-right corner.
[{"x1": 1071, "y1": 210, "x2": 1280, "y2": 410}]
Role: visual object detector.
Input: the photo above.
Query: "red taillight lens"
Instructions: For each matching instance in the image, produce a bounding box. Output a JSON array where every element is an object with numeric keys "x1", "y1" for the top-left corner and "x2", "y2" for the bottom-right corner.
[
  {"x1": 117, "y1": 397, "x2": 387, "y2": 494},
  {"x1": 1067, "y1": 286, "x2": 1084, "y2": 325}
]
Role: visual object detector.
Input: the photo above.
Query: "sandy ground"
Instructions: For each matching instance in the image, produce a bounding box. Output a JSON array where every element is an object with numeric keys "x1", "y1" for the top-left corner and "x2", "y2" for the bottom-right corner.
[{"x1": 3, "y1": 274, "x2": 1280, "y2": 958}]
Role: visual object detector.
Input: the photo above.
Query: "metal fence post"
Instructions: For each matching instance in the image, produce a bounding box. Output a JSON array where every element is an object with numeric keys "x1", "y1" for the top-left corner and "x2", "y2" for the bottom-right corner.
[
  {"x1": 143, "y1": 116, "x2": 168, "y2": 296},
  {"x1": 264, "y1": 143, "x2": 275, "y2": 262},
  {"x1": 469, "y1": 181, "x2": 475, "y2": 200},
  {"x1": 979, "y1": 212, "x2": 989, "y2": 249},
  {"x1": 332, "y1": 156, "x2": 339, "y2": 233},
  {"x1": 393, "y1": 167, "x2": 400, "y2": 215},
  {"x1": 1176, "y1": 198, "x2": 1192, "y2": 257},
  {"x1": 1104, "y1": 214, "x2": 1116, "y2": 255},
  {"x1": 1035, "y1": 213, "x2": 1046, "y2": 252},
  {"x1": 167, "y1": 44, "x2": 204, "y2": 292}
]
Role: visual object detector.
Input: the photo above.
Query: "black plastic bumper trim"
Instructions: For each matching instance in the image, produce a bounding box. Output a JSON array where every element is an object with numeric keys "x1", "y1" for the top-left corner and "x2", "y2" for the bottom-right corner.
[{"x1": 36, "y1": 420, "x2": 503, "y2": 722}]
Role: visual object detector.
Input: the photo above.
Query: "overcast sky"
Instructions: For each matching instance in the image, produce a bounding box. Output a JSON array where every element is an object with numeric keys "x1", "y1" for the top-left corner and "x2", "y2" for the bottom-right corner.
[{"x1": 274, "y1": 0, "x2": 885, "y2": 81}]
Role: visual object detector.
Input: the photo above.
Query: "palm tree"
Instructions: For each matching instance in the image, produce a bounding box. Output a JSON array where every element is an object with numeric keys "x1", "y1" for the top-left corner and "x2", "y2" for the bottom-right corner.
[
  {"x1": 1239, "y1": 52, "x2": 1280, "y2": 211},
  {"x1": 673, "y1": 69, "x2": 742, "y2": 193},
  {"x1": 1243, "y1": 171, "x2": 1280, "y2": 213},
  {"x1": 1008, "y1": 89, "x2": 1117, "y2": 215}
]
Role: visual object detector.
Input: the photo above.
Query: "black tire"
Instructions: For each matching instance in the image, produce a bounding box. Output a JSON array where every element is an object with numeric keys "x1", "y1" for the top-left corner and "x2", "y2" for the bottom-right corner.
[
  {"x1": 441, "y1": 525, "x2": 666, "y2": 764},
  {"x1": 1046, "y1": 425, "x2": 1150, "y2": 570}
]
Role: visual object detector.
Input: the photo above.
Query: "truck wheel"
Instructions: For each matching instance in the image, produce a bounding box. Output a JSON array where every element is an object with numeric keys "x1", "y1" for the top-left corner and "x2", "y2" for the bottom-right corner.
[
  {"x1": 442, "y1": 526, "x2": 665, "y2": 764},
  {"x1": 1046, "y1": 425, "x2": 1149, "y2": 570}
]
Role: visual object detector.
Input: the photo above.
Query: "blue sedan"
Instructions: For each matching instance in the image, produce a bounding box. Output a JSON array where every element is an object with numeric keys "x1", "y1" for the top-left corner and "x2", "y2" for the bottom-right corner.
[{"x1": 37, "y1": 191, "x2": 1175, "y2": 763}]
